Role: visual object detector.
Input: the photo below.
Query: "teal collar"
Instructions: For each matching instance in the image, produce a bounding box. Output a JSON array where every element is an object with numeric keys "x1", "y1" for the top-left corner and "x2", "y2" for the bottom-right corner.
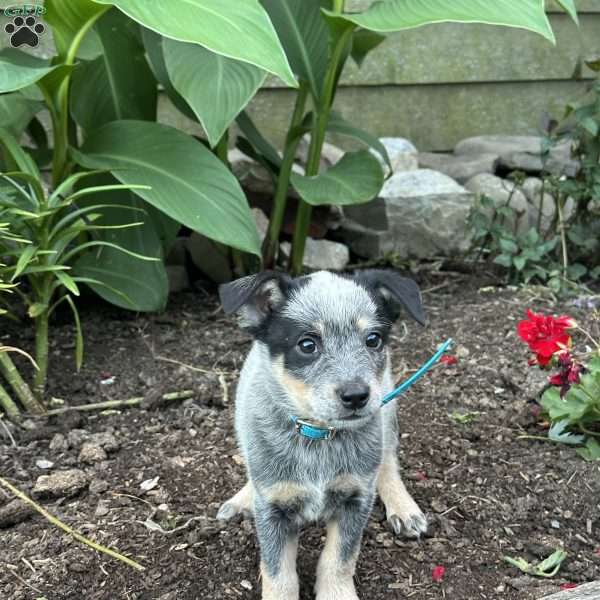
[{"x1": 291, "y1": 338, "x2": 453, "y2": 441}]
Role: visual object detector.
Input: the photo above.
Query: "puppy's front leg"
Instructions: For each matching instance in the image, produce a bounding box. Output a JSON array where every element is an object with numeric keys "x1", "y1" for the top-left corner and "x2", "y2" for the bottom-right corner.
[
  {"x1": 255, "y1": 499, "x2": 299, "y2": 600},
  {"x1": 377, "y1": 447, "x2": 428, "y2": 538},
  {"x1": 315, "y1": 496, "x2": 372, "y2": 600}
]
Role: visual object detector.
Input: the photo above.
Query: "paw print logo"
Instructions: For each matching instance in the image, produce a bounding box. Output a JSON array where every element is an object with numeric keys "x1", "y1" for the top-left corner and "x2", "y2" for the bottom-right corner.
[{"x1": 4, "y1": 15, "x2": 45, "y2": 48}]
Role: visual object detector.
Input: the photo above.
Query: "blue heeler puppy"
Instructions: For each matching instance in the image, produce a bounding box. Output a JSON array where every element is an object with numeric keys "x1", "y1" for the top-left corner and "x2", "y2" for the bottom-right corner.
[{"x1": 217, "y1": 270, "x2": 429, "y2": 600}]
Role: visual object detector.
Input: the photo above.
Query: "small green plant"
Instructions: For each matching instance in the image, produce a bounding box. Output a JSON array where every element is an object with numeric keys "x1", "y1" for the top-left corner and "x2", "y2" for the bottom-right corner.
[
  {"x1": 0, "y1": 131, "x2": 154, "y2": 407},
  {"x1": 517, "y1": 309, "x2": 600, "y2": 461},
  {"x1": 449, "y1": 410, "x2": 480, "y2": 424},
  {"x1": 504, "y1": 549, "x2": 567, "y2": 578}
]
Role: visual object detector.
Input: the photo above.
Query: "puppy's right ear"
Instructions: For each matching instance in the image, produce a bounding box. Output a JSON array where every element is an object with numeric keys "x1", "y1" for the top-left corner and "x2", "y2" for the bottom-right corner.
[{"x1": 219, "y1": 271, "x2": 289, "y2": 330}]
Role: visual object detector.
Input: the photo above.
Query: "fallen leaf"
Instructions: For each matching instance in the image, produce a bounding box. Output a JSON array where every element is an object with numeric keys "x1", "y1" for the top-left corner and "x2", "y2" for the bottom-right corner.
[
  {"x1": 560, "y1": 583, "x2": 577, "y2": 590},
  {"x1": 432, "y1": 565, "x2": 445, "y2": 583},
  {"x1": 440, "y1": 355, "x2": 458, "y2": 366}
]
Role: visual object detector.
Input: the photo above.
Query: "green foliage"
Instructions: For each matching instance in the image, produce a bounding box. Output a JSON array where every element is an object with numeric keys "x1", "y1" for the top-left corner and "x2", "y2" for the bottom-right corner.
[
  {"x1": 0, "y1": 128, "x2": 156, "y2": 397},
  {"x1": 541, "y1": 357, "x2": 600, "y2": 461},
  {"x1": 504, "y1": 549, "x2": 567, "y2": 578}
]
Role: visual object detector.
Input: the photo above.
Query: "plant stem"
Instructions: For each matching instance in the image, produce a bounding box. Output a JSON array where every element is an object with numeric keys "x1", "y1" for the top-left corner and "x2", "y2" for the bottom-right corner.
[
  {"x1": 32, "y1": 310, "x2": 49, "y2": 401},
  {"x1": 43, "y1": 390, "x2": 194, "y2": 416},
  {"x1": 263, "y1": 83, "x2": 309, "y2": 268},
  {"x1": 290, "y1": 15, "x2": 353, "y2": 275},
  {"x1": 579, "y1": 424, "x2": 600, "y2": 438},
  {"x1": 0, "y1": 351, "x2": 44, "y2": 414},
  {"x1": 557, "y1": 196, "x2": 569, "y2": 280},
  {"x1": 0, "y1": 382, "x2": 20, "y2": 419},
  {"x1": 215, "y1": 130, "x2": 229, "y2": 168},
  {"x1": 0, "y1": 476, "x2": 145, "y2": 571}
]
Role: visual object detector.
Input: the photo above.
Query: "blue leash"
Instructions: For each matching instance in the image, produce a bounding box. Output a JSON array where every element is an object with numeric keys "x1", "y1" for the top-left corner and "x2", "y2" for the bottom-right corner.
[{"x1": 292, "y1": 338, "x2": 454, "y2": 441}]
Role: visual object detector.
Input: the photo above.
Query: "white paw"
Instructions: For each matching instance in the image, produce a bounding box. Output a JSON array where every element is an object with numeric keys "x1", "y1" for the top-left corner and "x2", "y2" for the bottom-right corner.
[
  {"x1": 216, "y1": 499, "x2": 251, "y2": 521},
  {"x1": 316, "y1": 585, "x2": 359, "y2": 600},
  {"x1": 388, "y1": 511, "x2": 429, "y2": 539}
]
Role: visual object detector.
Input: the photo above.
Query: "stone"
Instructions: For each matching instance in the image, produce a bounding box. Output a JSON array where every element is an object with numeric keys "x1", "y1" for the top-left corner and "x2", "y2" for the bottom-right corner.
[
  {"x1": 229, "y1": 148, "x2": 276, "y2": 196},
  {"x1": 167, "y1": 265, "x2": 190, "y2": 293},
  {"x1": 252, "y1": 208, "x2": 269, "y2": 244},
  {"x1": 94, "y1": 500, "x2": 110, "y2": 518},
  {"x1": 279, "y1": 238, "x2": 350, "y2": 271},
  {"x1": 66, "y1": 429, "x2": 89, "y2": 448},
  {"x1": 185, "y1": 232, "x2": 233, "y2": 284},
  {"x1": 89, "y1": 432, "x2": 120, "y2": 453},
  {"x1": 455, "y1": 135, "x2": 579, "y2": 176},
  {"x1": 418, "y1": 152, "x2": 499, "y2": 184},
  {"x1": 373, "y1": 137, "x2": 419, "y2": 176},
  {"x1": 340, "y1": 169, "x2": 474, "y2": 259},
  {"x1": 33, "y1": 469, "x2": 88, "y2": 499},
  {"x1": 464, "y1": 173, "x2": 529, "y2": 234},
  {"x1": 78, "y1": 443, "x2": 108, "y2": 464},
  {"x1": 49, "y1": 433, "x2": 68, "y2": 453},
  {"x1": 89, "y1": 479, "x2": 109, "y2": 494}
]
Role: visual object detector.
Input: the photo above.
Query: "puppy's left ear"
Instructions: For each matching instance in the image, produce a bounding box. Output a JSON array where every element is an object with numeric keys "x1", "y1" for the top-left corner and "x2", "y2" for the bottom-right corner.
[{"x1": 356, "y1": 269, "x2": 425, "y2": 326}]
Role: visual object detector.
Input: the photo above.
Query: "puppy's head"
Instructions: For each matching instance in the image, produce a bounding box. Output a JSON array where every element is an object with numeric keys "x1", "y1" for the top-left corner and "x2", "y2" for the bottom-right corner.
[{"x1": 220, "y1": 270, "x2": 425, "y2": 429}]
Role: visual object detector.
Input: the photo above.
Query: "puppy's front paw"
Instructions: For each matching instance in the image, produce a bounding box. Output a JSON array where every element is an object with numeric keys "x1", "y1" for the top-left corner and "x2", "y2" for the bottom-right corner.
[
  {"x1": 316, "y1": 582, "x2": 359, "y2": 600},
  {"x1": 216, "y1": 500, "x2": 244, "y2": 521},
  {"x1": 217, "y1": 483, "x2": 254, "y2": 521},
  {"x1": 388, "y1": 510, "x2": 429, "y2": 539}
]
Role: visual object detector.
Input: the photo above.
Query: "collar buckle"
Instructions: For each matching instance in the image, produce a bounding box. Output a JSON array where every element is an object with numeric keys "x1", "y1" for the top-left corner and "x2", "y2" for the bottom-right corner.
[{"x1": 294, "y1": 418, "x2": 336, "y2": 441}]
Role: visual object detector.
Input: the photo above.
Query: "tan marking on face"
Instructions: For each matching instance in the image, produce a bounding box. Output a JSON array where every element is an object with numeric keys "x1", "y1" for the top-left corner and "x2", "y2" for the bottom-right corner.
[
  {"x1": 357, "y1": 316, "x2": 371, "y2": 332},
  {"x1": 262, "y1": 481, "x2": 308, "y2": 506},
  {"x1": 272, "y1": 355, "x2": 313, "y2": 414},
  {"x1": 315, "y1": 520, "x2": 359, "y2": 599},
  {"x1": 261, "y1": 536, "x2": 299, "y2": 600}
]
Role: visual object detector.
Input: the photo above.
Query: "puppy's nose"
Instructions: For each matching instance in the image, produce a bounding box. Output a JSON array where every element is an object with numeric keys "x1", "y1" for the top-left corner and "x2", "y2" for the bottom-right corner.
[{"x1": 338, "y1": 383, "x2": 370, "y2": 410}]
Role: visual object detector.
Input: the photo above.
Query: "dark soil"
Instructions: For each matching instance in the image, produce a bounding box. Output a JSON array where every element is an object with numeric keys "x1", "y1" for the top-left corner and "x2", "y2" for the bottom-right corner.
[{"x1": 1, "y1": 276, "x2": 599, "y2": 600}]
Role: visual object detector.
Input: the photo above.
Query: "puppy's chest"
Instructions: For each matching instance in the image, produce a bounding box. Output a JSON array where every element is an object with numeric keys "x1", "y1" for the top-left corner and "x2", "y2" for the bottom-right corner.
[{"x1": 262, "y1": 474, "x2": 367, "y2": 523}]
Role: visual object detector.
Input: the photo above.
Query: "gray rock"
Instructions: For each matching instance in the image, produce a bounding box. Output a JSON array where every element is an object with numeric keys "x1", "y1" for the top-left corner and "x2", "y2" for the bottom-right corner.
[
  {"x1": 94, "y1": 500, "x2": 110, "y2": 518},
  {"x1": 167, "y1": 265, "x2": 190, "y2": 293},
  {"x1": 373, "y1": 137, "x2": 418, "y2": 175},
  {"x1": 464, "y1": 173, "x2": 529, "y2": 235},
  {"x1": 185, "y1": 232, "x2": 233, "y2": 284},
  {"x1": 229, "y1": 148, "x2": 276, "y2": 196},
  {"x1": 341, "y1": 169, "x2": 474, "y2": 259},
  {"x1": 89, "y1": 432, "x2": 120, "y2": 453},
  {"x1": 66, "y1": 429, "x2": 89, "y2": 448},
  {"x1": 33, "y1": 469, "x2": 88, "y2": 499},
  {"x1": 418, "y1": 152, "x2": 499, "y2": 183},
  {"x1": 280, "y1": 238, "x2": 350, "y2": 271},
  {"x1": 89, "y1": 479, "x2": 109, "y2": 494},
  {"x1": 49, "y1": 433, "x2": 68, "y2": 452},
  {"x1": 297, "y1": 135, "x2": 344, "y2": 169},
  {"x1": 78, "y1": 443, "x2": 108, "y2": 464},
  {"x1": 455, "y1": 135, "x2": 579, "y2": 176},
  {"x1": 252, "y1": 208, "x2": 269, "y2": 244}
]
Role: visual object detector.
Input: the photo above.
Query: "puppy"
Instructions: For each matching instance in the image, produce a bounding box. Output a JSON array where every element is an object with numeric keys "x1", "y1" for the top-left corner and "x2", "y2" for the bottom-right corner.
[{"x1": 217, "y1": 270, "x2": 428, "y2": 600}]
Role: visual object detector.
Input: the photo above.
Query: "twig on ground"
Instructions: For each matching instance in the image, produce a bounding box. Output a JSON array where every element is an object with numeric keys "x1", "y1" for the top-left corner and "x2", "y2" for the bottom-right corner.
[
  {"x1": 0, "y1": 476, "x2": 145, "y2": 572},
  {"x1": 0, "y1": 415, "x2": 17, "y2": 447},
  {"x1": 42, "y1": 390, "x2": 194, "y2": 417},
  {"x1": 155, "y1": 354, "x2": 229, "y2": 376},
  {"x1": 5, "y1": 564, "x2": 43, "y2": 595}
]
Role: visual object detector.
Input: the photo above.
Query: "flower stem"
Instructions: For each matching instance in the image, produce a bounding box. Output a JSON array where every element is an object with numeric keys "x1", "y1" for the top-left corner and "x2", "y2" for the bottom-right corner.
[{"x1": 32, "y1": 310, "x2": 49, "y2": 402}]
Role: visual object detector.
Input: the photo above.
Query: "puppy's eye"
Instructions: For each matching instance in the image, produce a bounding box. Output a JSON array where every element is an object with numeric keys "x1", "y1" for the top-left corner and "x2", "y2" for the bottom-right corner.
[
  {"x1": 298, "y1": 337, "x2": 318, "y2": 355},
  {"x1": 366, "y1": 332, "x2": 382, "y2": 349}
]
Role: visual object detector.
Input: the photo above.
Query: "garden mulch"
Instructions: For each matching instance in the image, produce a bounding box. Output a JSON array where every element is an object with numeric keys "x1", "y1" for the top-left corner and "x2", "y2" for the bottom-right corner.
[{"x1": 1, "y1": 274, "x2": 599, "y2": 600}]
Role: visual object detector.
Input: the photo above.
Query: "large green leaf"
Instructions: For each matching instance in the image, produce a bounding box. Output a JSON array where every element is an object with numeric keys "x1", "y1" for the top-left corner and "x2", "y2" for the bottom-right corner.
[
  {"x1": 555, "y1": 0, "x2": 579, "y2": 25},
  {"x1": 72, "y1": 120, "x2": 261, "y2": 255},
  {"x1": 45, "y1": 0, "x2": 109, "y2": 60},
  {"x1": 291, "y1": 149, "x2": 384, "y2": 206},
  {"x1": 141, "y1": 28, "x2": 196, "y2": 121},
  {"x1": 0, "y1": 49, "x2": 60, "y2": 93},
  {"x1": 93, "y1": 0, "x2": 297, "y2": 87},
  {"x1": 70, "y1": 9, "x2": 157, "y2": 132},
  {"x1": 163, "y1": 39, "x2": 266, "y2": 148},
  {"x1": 351, "y1": 29, "x2": 387, "y2": 67},
  {"x1": 72, "y1": 174, "x2": 170, "y2": 311},
  {"x1": 261, "y1": 0, "x2": 330, "y2": 99},
  {"x1": 0, "y1": 93, "x2": 43, "y2": 137},
  {"x1": 326, "y1": 0, "x2": 557, "y2": 43}
]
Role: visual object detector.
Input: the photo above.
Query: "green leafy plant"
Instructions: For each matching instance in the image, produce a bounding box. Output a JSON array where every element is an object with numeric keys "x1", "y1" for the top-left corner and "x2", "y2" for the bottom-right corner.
[
  {"x1": 517, "y1": 309, "x2": 600, "y2": 461},
  {"x1": 504, "y1": 549, "x2": 568, "y2": 578},
  {"x1": 470, "y1": 54, "x2": 600, "y2": 292},
  {"x1": 1, "y1": 129, "x2": 156, "y2": 405}
]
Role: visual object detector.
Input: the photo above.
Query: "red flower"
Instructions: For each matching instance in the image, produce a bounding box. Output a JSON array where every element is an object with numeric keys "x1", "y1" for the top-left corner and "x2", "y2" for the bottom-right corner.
[
  {"x1": 432, "y1": 565, "x2": 446, "y2": 583},
  {"x1": 548, "y1": 351, "x2": 583, "y2": 396},
  {"x1": 560, "y1": 583, "x2": 578, "y2": 590},
  {"x1": 517, "y1": 310, "x2": 574, "y2": 366},
  {"x1": 440, "y1": 355, "x2": 458, "y2": 365}
]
